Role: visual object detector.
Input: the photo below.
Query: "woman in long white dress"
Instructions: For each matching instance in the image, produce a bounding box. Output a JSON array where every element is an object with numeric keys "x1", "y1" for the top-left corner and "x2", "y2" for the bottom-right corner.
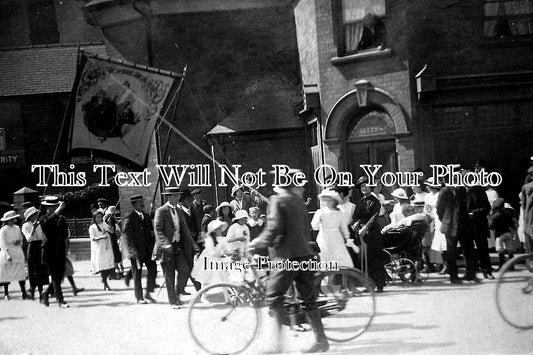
[
  {"x1": 425, "y1": 178, "x2": 446, "y2": 271},
  {"x1": 89, "y1": 209, "x2": 115, "y2": 291},
  {"x1": 312, "y1": 190, "x2": 353, "y2": 267},
  {"x1": 0, "y1": 211, "x2": 28, "y2": 300}
]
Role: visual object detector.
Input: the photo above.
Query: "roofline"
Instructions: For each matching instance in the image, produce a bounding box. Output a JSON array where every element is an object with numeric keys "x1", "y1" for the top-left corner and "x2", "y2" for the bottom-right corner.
[
  {"x1": 206, "y1": 125, "x2": 303, "y2": 137},
  {"x1": 0, "y1": 42, "x2": 106, "y2": 52}
]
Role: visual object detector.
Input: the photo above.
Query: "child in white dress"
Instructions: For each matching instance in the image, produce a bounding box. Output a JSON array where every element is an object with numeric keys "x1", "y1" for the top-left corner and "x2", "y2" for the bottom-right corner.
[
  {"x1": 191, "y1": 220, "x2": 230, "y2": 304},
  {"x1": 312, "y1": 189, "x2": 353, "y2": 267}
]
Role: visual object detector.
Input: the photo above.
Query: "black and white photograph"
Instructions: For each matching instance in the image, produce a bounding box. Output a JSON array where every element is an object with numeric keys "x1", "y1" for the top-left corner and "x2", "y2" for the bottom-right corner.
[{"x1": 0, "y1": 0, "x2": 532, "y2": 354}]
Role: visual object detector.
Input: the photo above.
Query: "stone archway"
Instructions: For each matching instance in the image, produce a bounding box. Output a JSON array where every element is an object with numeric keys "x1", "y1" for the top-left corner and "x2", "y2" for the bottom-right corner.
[{"x1": 322, "y1": 80, "x2": 413, "y2": 173}]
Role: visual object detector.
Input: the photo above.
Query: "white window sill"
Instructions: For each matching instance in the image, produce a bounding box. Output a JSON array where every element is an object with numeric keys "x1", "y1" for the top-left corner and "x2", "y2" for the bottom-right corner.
[{"x1": 330, "y1": 48, "x2": 392, "y2": 66}]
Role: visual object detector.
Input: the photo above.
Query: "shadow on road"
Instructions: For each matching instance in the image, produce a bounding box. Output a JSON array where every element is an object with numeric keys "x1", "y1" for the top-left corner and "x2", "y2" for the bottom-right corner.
[
  {"x1": 0, "y1": 316, "x2": 25, "y2": 322},
  {"x1": 368, "y1": 322, "x2": 440, "y2": 332},
  {"x1": 332, "y1": 338, "x2": 455, "y2": 353}
]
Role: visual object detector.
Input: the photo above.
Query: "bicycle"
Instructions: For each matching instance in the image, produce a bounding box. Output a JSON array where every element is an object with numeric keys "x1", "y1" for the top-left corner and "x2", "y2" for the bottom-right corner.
[
  {"x1": 495, "y1": 252, "x2": 533, "y2": 330},
  {"x1": 187, "y1": 259, "x2": 376, "y2": 355}
]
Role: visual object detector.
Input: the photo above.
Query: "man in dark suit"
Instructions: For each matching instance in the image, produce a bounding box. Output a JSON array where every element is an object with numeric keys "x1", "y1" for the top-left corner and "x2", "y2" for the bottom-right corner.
[
  {"x1": 153, "y1": 187, "x2": 198, "y2": 308},
  {"x1": 123, "y1": 195, "x2": 156, "y2": 304},
  {"x1": 437, "y1": 179, "x2": 479, "y2": 284},
  {"x1": 191, "y1": 189, "x2": 206, "y2": 235},
  {"x1": 177, "y1": 189, "x2": 202, "y2": 294}
]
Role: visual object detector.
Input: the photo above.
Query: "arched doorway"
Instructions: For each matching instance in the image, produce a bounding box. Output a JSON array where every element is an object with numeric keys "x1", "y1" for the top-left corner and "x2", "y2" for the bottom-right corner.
[{"x1": 345, "y1": 108, "x2": 397, "y2": 185}]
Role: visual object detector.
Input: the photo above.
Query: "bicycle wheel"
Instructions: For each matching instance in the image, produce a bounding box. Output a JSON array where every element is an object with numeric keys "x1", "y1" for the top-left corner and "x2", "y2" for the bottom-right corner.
[
  {"x1": 315, "y1": 268, "x2": 376, "y2": 342},
  {"x1": 188, "y1": 283, "x2": 261, "y2": 354},
  {"x1": 495, "y1": 253, "x2": 533, "y2": 330}
]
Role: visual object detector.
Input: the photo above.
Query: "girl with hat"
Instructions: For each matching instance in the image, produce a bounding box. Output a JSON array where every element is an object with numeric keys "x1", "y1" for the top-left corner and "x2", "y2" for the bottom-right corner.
[
  {"x1": 311, "y1": 189, "x2": 353, "y2": 267},
  {"x1": 0, "y1": 211, "x2": 28, "y2": 300},
  {"x1": 216, "y1": 201, "x2": 234, "y2": 236},
  {"x1": 389, "y1": 188, "x2": 410, "y2": 224},
  {"x1": 226, "y1": 210, "x2": 251, "y2": 262},
  {"x1": 191, "y1": 220, "x2": 230, "y2": 304},
  {"x1": 21, "y1": 207, "x2": 49, "y2": 299},
  {"x1": 89, "y1": 209, "x2": 116, "y2": 291}
]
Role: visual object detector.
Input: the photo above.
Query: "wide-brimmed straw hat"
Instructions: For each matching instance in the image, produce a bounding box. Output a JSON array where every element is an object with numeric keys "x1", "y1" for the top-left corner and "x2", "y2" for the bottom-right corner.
[
  {"x1": 424, "y1": 177, "x2": 443, "y2": 188},
  {"x1": 231, "y1": 185, "x2": 244, "y2": 197},
  {"x1": 233, "y1": 210, "x2": 249, "y2": 221},
  {"x1": 162, "y1": 187, "x2": 182, "y2": 195},
  {"x1": 318, "y1": 189, "x2": 341, "y2": 204},
  {"x1": 207, "y1": 220, "x2": 228, "y2": 234},
  {"x1": 391, "y1": 188, "x2": 408, "y2": 200},
  {"x1": 24, "y1": 207, "x2": 39, "y2": 222},
  {"x1": 1, "y1": 211, "x2": 19, "y2": 222},
  {"x1": 41, "y1": 196, "x2": 60, "y2": 206},
  {"x1": 216, "y1": 201, "x2": 231, "y2": 213}
]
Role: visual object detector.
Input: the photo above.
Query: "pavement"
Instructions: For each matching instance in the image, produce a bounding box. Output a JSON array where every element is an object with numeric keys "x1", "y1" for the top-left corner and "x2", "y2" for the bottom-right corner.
[{"x1": 0, "y1": 259, "x2": 532, "y2": 355}]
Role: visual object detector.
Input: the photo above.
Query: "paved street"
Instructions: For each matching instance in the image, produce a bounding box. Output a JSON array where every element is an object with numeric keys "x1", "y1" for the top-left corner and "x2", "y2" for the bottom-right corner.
[{"x1": 0, "y1": 259, "x2": 531, "y2": 355}]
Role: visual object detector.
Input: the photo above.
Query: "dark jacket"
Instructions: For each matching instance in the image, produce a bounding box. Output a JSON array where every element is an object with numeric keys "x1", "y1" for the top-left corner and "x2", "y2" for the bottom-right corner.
[
  {"x1": 489, "y1": 210, "x2": 515, "y2": 238},
  {"x1": 437, "y1": 186, "x2": 470, "y2": 237},
  {"x1": 123, "y1": 210, "x2": 154, "y2": 261},
  {"x1": 253, "y1": 189, "x2": 313, "y2": 260},
  {"x1": 40, "y1": 214, "x2": 68, "y2": 277},
  {"x1": 467, "y1": 186, "x2": 491, "y2": 239},
  {"x1": 191, "y1": 199, "x2": 206, "y2": 233},
  {"x1": 152, "y1": 204, "x2": 195, "y2": 263}
]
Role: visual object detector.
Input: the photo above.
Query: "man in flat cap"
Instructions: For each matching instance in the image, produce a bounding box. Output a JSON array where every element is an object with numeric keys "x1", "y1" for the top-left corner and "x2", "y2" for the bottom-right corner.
[
  {"x1": 123, "y1": 195, "x2": 156, "y2": 304},
  {"x1": 153, "y1": 187, "x2": 198, "y2": 308}
]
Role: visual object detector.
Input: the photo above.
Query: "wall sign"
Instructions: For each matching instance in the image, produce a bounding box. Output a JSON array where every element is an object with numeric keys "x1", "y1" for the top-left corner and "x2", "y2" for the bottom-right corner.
[
  {"x1": 0, "y1": 149, "x2": 25, "y2": 169},
  {"x1": 350, "y1": 111, "x2": 395, "y2": 138}
]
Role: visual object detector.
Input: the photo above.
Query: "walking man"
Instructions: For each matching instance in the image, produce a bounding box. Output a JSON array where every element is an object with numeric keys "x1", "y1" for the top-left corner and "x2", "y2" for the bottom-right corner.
[
  {"x1": 153, "y1": 187, "x2": 198, "y2": 308},
  {"x1": 123, "y1": 195, "x2": 157, "y2": 304},
  {"x1": 249, "y1": 169, "x2": 329, "y2": 353}
]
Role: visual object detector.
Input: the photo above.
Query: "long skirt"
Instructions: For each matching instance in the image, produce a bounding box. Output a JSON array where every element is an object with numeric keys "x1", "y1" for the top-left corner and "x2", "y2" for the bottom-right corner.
[{"x1": 27, "y1": 241, "x2": 49, "y2": 287}]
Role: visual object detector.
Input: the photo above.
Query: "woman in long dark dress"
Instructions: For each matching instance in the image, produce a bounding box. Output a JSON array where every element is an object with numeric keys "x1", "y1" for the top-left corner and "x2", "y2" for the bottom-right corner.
[
  {"x1": 21, "y1": 207, "x2": 49, "y2": 299},
  {"x1": 353, "y1": 176, "x2": 386, "y2": 292}
]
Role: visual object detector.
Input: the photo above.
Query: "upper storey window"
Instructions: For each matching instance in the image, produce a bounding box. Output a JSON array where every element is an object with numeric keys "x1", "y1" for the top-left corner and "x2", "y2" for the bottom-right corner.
[
  {"x1": 334, "y1": 0, "x2": 386, "y2": 56},
  {"x1": 484, "y1": 0, "x2": 533, "y2": 37}
]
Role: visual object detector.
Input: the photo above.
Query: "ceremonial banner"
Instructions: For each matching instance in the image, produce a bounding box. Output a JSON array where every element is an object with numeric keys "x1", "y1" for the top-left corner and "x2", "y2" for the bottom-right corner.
[{"x1": 69, "y1": 53, "x2": 179, "y2": 167}]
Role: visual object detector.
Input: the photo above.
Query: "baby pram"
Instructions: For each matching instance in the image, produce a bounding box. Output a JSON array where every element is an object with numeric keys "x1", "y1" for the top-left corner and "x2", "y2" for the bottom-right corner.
[{"x1": 381, "y1": 221, "x2": 427, "y2": 284}]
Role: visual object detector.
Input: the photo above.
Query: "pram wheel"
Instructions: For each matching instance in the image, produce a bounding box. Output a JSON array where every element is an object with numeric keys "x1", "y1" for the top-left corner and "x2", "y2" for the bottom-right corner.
[{"x1": 384, "y1": 257, "x2": 419, "y2": 285}]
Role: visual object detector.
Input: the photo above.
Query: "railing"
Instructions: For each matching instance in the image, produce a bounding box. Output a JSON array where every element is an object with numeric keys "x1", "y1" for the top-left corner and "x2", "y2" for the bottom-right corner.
[{"x1": 66, "y1": 217, "x2": 121, "y2": 238}]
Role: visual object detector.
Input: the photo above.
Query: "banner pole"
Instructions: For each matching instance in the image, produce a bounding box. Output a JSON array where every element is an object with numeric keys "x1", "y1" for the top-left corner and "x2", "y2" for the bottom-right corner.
[{"x1": 149, "y1": 70, "x2": 187, "y2": 211}]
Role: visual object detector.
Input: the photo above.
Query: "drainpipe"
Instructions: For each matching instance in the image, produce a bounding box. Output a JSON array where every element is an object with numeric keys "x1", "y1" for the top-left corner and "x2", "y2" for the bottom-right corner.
[{"x1": 132, "y1": 1, "x2": 154, "y2": 66}]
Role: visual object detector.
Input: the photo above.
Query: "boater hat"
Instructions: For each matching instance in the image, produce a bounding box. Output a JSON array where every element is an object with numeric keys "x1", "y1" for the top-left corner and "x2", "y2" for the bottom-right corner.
[
  {"x1": 23, "y1": 207, "x2": 39, "y2": 222},
  {"x1": 1, "y1": 210, "x2": 19, "y2": 222},
  {"x1": 41, "y1": 196, "x2": 60, "y2": 206},
  {"x1": 97, "y1": 198, "x2": 109, "y2": 204},
  {"x1": 191, "y1": 189, "x2": 202, "y2": 195},
  {"x1": 162, "y1": 187, "x2": 182, "y2": 195},
  {"x1": 130, "y1": 195, "x2": 144, "y2": 203}
]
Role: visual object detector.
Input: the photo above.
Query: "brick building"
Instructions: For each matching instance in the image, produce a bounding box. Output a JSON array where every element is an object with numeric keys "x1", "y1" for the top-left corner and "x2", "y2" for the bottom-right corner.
[
  {"x1": 293, "y1": 0, "x2": 533, "y2": 202},
  {"x1": 82, "y1": 0, "x2": 313, "y2": 205}
]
